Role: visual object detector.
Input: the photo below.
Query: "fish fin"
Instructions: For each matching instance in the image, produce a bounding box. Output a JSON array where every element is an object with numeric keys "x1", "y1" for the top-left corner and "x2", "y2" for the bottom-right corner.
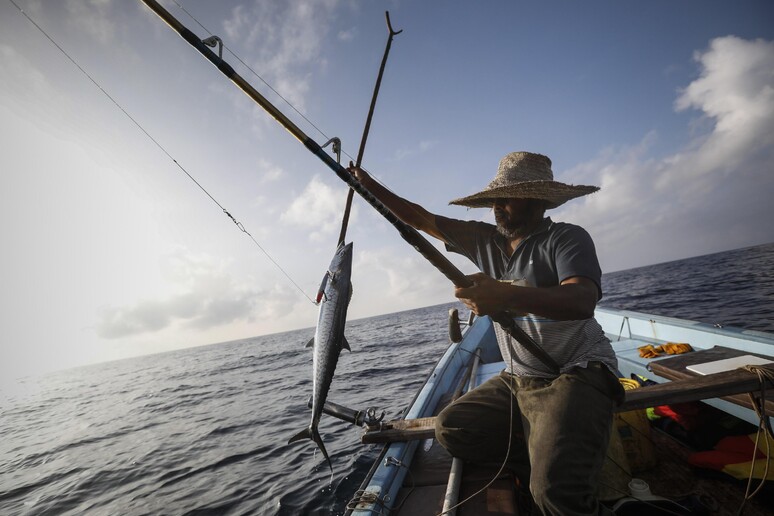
[
  {"x1": 305, "y1": 337, "x2": 314, "y2": 349},
  {"x1": 312, "y1": 427, "x2": 333, "y2": 472},
  {"x1": 288, "y1": 426, "x2": 312, "y2": 445},
  {"x1": 341, "y1": 337, "x2": 351, "y2": 351},
  {"x1": 287, "y1": 426, "x2": 333, "y2": 472},
  {"x1": 316, "y1": 274, "x2": 329, "y2": 304}
]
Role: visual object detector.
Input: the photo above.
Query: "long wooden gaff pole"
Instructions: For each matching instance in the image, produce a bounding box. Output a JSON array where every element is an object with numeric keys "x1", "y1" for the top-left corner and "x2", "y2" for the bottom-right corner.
[
  {"x1": 336, "y1": 11, "x2": 401, "y2": 247},
  {"x1": 139, "y1": 0, "x2": 560, "y2": 375}
]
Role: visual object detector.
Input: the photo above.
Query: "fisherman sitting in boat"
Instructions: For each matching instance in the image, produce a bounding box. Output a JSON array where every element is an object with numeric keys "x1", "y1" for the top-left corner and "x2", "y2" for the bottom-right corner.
[{"x1": 351, "y1": 151, "x2": 624, "y2": 515}]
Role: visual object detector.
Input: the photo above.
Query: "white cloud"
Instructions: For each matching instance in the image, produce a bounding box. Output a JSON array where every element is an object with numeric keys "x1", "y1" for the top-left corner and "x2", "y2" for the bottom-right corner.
[
  {"x1": 96, "y1": 250, "x2": 259, "y2": 338},
  {"x1": 0, "y1": 44, "x2": 65, "y2": 121},
  {"x1": 256, "y1": 157, "x2": 284, "y2": 183},
  {"x1": 556, "y1": 37, "x2": 774, "y2": 272},
  {"x1": 222, "y1": 0, "x2": 341, "y2": 111},
  {"x1": 352, "y1": 247, "x2": 460, "y2": 314},
  {"x1": 394, "y1": 139, "x2": 438, "y2": 161},
  {"x1": 64, "y1": 0, "x2": 116, "y2": 45},
  {"x1": 661, "y1": 36, "x2": 774, "y2": 190},
  {"x1": 338, "y1": 27, "x2": 357, "y2": 42},
  {"x1": 280, "y1": 174, "x2": 355, "y2": 241}
]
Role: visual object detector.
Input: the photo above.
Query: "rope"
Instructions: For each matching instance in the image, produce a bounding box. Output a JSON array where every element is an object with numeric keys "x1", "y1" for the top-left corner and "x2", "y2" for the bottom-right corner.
[
  {"x1": 736, "y1": 364, "x2": 774, "y2": 515},
  {"x1": 8, "y1": 0, "x2": 315, "y2": 305}
]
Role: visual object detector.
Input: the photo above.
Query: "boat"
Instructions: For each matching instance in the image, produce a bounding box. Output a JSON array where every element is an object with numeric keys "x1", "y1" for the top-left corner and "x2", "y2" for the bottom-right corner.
[
  {"x1": 342, "y1": 306, "x2": 774, "y2": 515},
  {"x1": 129, "y1": 6, "x2": 773, "y2": 512}
]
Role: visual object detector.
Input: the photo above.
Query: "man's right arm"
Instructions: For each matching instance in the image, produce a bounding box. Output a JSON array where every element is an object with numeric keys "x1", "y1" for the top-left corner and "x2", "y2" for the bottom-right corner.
[{"x1": 350, "y1": 166, "x2": 449, "y2": 243}]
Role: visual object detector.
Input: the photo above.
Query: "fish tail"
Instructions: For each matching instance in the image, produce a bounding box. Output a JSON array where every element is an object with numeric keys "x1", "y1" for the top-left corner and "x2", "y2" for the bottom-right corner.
[
  {"x1": 312, "y1": 427, "x2": 332, "y2": 472},
  {"x1": 287, "y1": 425, "x2": 333, "y2": 472},
  {"x1": 288, "y1": 426, "x2": 312, "y2": 445}
]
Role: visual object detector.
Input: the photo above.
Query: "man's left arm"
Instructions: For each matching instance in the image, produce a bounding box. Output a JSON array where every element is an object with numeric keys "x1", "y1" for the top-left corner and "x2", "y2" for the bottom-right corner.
[
  {"x1": 454, "y1": 273, "x2": 598, "y2": 321},
  {"x1": 455, "y1": 224, "x2": 602, "y2": 321}
]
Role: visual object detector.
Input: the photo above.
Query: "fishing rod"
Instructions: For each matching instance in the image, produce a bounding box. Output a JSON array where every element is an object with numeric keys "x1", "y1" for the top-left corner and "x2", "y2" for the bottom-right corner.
[
  {"x1": 336, "y1": 11, "x2": 401, "y2": 247},
  {"x1": 140, "y1": 0, "x2": 560, "y2": 375}
]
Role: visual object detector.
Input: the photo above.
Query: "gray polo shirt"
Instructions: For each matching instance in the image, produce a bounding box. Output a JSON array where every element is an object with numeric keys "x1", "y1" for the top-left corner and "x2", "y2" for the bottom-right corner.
[{"x1": 438, "y1": 216, "x2": 617, "y2": 377}]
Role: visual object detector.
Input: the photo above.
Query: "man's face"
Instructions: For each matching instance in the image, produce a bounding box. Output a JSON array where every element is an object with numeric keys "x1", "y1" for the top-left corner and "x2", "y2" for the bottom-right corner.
[{"x1": 493, "y1": 198, "x2": 544, "y2": 239}]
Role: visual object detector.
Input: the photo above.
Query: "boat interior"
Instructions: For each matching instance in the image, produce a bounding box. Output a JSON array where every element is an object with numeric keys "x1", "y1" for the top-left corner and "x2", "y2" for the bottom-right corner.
[{"x1": 348, "y1": 310, "x2": 774, "y2": 515}]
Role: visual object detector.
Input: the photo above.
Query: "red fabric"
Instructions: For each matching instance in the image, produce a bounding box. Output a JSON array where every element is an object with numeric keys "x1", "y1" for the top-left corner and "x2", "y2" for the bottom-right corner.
[
  {"x1": 712, "y1": 434, "x2": 764, "y2": 457},
  {"x1": 654, "y1": 402, "x2": 702, "y2": 430},
  {"x1": 688, "y1": 450, "x2": 750, "y2": 471},
  {"x1": 688, "y1": 434, "x2": 766, "y2": 476}
]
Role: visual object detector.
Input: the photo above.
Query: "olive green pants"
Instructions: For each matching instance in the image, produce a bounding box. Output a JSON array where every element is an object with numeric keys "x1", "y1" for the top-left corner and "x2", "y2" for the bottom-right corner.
[{"x1": 435, "y1": 362, "x2": 623, "y2": 516}]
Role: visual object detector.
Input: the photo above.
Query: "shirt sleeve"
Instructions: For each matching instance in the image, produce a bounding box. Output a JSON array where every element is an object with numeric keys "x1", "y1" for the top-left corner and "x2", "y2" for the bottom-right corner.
[
  {"x1": 435, "y1": 217, "x2": 500, "y2": 276},
  {"x1": 552, "y1": 225, "x2": 604, "y2": 299}
]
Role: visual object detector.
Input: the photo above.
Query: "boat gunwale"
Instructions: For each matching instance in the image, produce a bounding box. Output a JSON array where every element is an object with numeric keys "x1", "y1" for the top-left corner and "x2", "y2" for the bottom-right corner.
[{"x1": 346, "y1": 314, "x2": 497, "y2": 515}]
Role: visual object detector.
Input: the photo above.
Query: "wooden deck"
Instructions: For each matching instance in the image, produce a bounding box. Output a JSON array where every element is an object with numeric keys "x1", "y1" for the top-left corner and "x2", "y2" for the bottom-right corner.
[
  {"x1": 634, "y1": 429, "x2": 774, "y2": 516},
  {"x1": 387, "y1": 425, "x2": 773, "y2": 516}
]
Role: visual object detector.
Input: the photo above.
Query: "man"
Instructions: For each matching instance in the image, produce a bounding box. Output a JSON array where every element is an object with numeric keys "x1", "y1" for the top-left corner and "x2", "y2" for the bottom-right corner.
[{"x1": 351, "y1": 151, "x2": 623, "y2": 515}]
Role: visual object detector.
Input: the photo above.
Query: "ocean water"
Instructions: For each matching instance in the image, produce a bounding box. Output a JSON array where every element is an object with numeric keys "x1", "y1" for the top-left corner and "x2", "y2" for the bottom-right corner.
[{"x1": 1, "y1": 243, "x2": 772, "y2": 515}]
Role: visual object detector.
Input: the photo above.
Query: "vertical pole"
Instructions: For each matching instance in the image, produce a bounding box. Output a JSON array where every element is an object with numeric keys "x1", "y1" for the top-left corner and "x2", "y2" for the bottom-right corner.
[{"x1": 442, "y1": 348, "x2": 481, "y2": 515}]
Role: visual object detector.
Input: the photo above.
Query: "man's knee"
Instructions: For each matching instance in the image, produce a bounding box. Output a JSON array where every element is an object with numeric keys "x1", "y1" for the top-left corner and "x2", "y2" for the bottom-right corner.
[{"x1": 434, "y1": 404, "x2": 458, "y2": 451}]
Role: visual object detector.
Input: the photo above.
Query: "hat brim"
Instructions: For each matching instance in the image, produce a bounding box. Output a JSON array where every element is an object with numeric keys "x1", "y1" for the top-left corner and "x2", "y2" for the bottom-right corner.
[{"x1": 449, "y1": 181, "x2": 599, "y2": 209}]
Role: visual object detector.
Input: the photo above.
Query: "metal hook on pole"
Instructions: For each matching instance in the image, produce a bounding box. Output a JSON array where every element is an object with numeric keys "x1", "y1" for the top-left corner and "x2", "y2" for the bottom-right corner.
[
  {"x1": 336, "y1": 11, "x2": 402, "y2": 247},
  {"x1": 201, "y1": 35, "x2": 223, "y2": 58},
  {"x1": 322, "y1": 137, "x2": 342, "y2": 164}
]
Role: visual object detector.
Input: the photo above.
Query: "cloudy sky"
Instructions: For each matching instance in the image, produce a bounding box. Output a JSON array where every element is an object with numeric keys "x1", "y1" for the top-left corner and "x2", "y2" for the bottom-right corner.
[{"x1": 1, "y1": 0, "x2": 772, "y2": 379}]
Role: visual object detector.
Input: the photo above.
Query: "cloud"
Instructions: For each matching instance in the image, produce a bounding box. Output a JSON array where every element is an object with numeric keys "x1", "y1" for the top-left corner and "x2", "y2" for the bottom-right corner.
[
  {"x1": 338, "y1": 28, "x2": 357, "y2": 42},
  {"x1": 256, "y1": 158, "x2": 284, "y2": 183},
  {"x1": 0, "y1": 44, "x2": 65, "y2": 120},
  {"x1": 64, "y1": 0, "x2": 116, "y2": 45},
  {"x1": 662, "y1": 36, "x2": 774, "y2": 190},
  {"x1": 222, "y1": 0, "x2": 341, "y2": 111},
  {"x1": 393, "y1": 139, "x2": 438, "y2": 161},
  {"x1": 556, "y1": 37, "x2": 774, "y2": 272},
  {"x1": 353, "y1": 247, "x2": 459, "y2": 312},
  {"x1": 96, "y1": 250, "x2": 259, "y2": 338},
  {"x1": 280, "y1": 174, "x2": 354, "y2": 241}
]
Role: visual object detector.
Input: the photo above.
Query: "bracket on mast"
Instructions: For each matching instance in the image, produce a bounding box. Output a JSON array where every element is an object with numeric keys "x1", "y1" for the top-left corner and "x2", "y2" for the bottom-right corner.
[
  {"x1": 322, "y1": 137, "x2": 342, "y2": 164},
  {"x1": 201, "y1": 35, "x2": 223, "y2": 58}
]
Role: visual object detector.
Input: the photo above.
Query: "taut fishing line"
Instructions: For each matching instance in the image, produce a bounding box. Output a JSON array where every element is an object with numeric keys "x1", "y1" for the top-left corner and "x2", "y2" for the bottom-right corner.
[
  {"x1": 170, "y1": 0, "x2": 358, "y2": 166},
  {"x1": 7, "y1": 0, "x2": 315, "y2": 304}
]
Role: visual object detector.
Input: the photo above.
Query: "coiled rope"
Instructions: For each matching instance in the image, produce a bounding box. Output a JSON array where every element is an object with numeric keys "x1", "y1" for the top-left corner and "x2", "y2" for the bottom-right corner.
[{"x1": 736, "y1": 364, "x2": 774, "y2": 515}]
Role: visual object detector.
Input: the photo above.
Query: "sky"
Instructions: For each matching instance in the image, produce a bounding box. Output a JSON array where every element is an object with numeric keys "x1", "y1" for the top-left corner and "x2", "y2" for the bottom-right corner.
[{"x1": 1, "y1": 0, "x2": 773, "y2": 380}]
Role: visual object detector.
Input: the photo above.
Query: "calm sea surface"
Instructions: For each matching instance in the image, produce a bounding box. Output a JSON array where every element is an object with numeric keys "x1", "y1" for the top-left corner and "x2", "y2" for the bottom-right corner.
[{"x1": 1, "y1": 243, "x2": 772, "y2": 515}]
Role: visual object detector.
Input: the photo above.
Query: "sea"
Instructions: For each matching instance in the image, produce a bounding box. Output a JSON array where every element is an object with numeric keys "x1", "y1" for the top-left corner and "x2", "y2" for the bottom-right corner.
[{"x1": 1, "y1": 243, "x2": 772, "y2": 516}]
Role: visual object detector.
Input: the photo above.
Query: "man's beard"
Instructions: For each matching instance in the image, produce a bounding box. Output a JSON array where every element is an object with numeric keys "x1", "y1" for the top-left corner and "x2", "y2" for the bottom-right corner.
[
  {"x1": 495, "y1": 218, "x2": 526, "y2": 239},
  {"x1": 494, "y1": 200, "x2": 544, "y2": 239}
]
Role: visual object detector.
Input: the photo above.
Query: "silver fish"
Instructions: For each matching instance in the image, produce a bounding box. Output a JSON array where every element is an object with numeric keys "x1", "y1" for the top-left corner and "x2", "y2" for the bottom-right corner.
[{"x1": 288, "y1": 242, "x2": 353, "y2": 471}]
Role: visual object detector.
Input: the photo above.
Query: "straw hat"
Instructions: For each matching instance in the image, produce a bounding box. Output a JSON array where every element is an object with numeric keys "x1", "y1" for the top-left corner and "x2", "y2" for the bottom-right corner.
[{"x1": 449, "y1": 151, "x2": 599, "y2": 209}]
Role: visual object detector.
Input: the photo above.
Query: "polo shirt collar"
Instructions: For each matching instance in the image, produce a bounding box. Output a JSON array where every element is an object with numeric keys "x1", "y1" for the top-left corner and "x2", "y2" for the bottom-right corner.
[{"x1": 493, "y1": 217, "x2": 554, "y2": 256}]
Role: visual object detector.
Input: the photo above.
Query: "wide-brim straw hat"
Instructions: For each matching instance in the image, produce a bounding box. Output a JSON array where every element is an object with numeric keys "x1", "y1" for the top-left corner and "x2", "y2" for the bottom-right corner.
[{"x1": 449, "y1": 151, "x2": 599, "y2": 209}]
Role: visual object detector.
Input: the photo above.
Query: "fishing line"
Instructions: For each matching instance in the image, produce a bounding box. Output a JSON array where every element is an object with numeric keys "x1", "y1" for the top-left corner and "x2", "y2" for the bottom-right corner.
[
  {"x1": 171, "y1": 0, "x2": 467, "y2": 256},
  {"x1": 437, "y1": 337, "x2": 517, "y2": 515},
  {"x1": 7, "y1": 0, "x2": 315, "y2": 304},
  {"x1": 169, "y1": 0, "x2": 357, "y2": 165},
  {"x1": 172, "y1": 0, "x2": 466, "y2": 262}
]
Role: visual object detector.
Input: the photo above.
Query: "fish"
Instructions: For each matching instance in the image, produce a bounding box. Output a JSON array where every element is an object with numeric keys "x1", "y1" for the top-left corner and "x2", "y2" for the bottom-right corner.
[{"x1": 288, "y1": 241, "x2": 353, "y2": 471}]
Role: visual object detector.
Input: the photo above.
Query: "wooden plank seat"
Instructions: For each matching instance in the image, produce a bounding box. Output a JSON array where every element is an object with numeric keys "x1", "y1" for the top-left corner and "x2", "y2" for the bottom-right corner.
[
  {"x1": 362, "y1": 360, "x2": 774, "y2": 444},
  {"x1": 648, "y1": 345, "x2": 774, "y2": 417}
]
